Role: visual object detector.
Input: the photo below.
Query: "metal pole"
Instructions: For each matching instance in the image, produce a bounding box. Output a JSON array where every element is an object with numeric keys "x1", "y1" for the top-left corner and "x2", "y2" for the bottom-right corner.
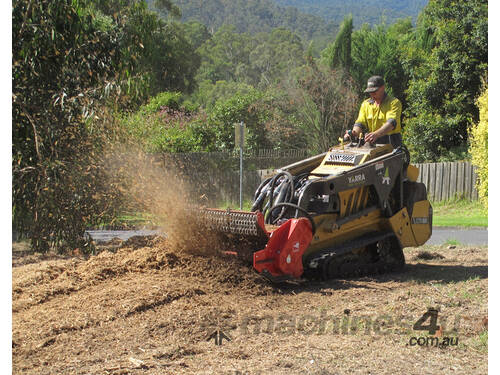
[{"x1": 239, "y1": 121, "x2": 243, "y2": 210}]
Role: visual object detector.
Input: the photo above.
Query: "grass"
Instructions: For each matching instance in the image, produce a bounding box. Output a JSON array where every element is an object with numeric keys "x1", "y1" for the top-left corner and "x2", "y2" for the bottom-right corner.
[
  {"x1": 219, "y1": 198, "x2": 488, "y2": 228},
  {"x1": 431, "y1": 199, "x2": 487, "y2": 227},
  {"x1": 443, "y1": 238, "x2": 461, "y2": 246},
  {"x1": 92, "y1": 212, "x2": 159, "y2": 229},
  {"x1": 91, "y1": 198, "x2": 487, "y2": 230},
  {"x1": 474, "y1": 331, "x2": 488, "y2": 353},
  {"x1": 94, "y1": 200, "x2": 255, "y2": 229},
  {"x1": 217, "y1": 199, "x2": 254, "y2": 211}
]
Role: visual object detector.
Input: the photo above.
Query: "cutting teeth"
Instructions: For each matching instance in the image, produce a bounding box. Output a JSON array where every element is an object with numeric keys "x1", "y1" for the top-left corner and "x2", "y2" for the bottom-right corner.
[{"x1": 199, "y1": 209, "x2": 263, "y2": 236}]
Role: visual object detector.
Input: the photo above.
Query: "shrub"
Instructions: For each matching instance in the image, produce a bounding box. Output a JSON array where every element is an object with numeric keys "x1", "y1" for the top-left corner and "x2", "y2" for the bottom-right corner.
[
  {"x1": 403, "y1": 111, "x2": 470, "y2": 163},
  {"x1": 468, "y1": 86, "x2": 488, "y2": 209},
  {"x1": 142, "y1": 91, "x2": 182, "y2": 114}
]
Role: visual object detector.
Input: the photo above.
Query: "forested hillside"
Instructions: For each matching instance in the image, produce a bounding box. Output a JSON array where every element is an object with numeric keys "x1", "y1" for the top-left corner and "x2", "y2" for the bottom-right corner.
[
  {"x1": 149, "y1": 0, "x2": 428, "y2": 45},
  {"x1": 13, "y1": 0, "x2": 487, "y2": 251},
  {"x1": 275, "y1": 0, "x2": 428, "y2": 26},
  {"x1": 146, "y1": 0, "x2": 338, "y2": 51}
]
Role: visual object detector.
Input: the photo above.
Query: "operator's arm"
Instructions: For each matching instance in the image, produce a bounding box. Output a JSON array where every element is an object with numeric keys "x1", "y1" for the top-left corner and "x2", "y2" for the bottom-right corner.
[
  {"x1": 364, "y1": 120, "x2": 395, "y2": 143},
  {"x1": 344, "y1": 103, "x2": 367, "y2": 139}
]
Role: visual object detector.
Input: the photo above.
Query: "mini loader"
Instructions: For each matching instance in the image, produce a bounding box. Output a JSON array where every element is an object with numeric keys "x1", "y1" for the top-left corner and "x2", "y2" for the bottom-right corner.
[{"x1": 198, "y1": 138, "x2": 432, "y2": 282}]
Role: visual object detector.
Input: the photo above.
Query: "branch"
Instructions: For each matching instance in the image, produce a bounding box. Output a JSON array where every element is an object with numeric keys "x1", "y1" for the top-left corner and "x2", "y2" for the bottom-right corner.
[{"x1": 15, "y1": 98, "x2": 41, "y2": 162}]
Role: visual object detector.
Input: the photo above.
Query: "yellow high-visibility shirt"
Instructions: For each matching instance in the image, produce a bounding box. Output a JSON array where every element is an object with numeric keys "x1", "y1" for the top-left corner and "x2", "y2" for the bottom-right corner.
[{"x1": 354, "y1": 94, "x2": 402, "y2": 135}]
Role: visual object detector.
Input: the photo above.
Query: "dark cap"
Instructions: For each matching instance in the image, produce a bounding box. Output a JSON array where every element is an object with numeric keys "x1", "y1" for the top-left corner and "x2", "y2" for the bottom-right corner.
[{"x1": 364, "y1": 76, "x2": 385, "y2": 93}]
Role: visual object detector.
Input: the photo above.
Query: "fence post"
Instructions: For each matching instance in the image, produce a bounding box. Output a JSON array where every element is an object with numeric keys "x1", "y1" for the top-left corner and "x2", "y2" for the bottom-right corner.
[
  {"x1": 464, "y1": 162, "x2": 472, "y2": 200},
  {"x1": 450, "y1": 162, "x2": 458, "y2": 199},
  {"x1": 443, "y1": 162, "x2": 450, "y2": 201},
  {"x1": 472, "y1": 165, "x2": 479, "y2": 200},
  {"x1": 458, "y1": 162, "x2": 465, "y2": 199}
]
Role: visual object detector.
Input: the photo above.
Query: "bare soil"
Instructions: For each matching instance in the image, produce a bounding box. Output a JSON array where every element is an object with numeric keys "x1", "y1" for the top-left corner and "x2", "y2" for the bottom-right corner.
[{"x1": 12, "y1": 241, "x2": 487, "y2": 374}]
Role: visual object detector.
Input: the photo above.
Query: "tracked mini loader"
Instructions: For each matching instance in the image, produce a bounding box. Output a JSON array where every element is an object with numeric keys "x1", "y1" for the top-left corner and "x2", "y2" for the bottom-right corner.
[{"x1": 199, "y1": 138, "x2": 432, "y2": 282}]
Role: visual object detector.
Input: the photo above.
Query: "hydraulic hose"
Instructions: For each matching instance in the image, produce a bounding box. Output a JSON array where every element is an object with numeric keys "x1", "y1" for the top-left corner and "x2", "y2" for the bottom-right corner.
[
  {"x1": 269, "y1": 202, "x2": 316, "y2": 235},
  {"x1": 265, "y1": 171, "x2": 295, "y2": 224}
]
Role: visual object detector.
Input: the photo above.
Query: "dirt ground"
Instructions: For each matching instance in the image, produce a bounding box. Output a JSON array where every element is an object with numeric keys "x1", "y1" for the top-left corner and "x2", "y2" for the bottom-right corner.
[{"x1": 12, "y1": 239, "x2": 488, "y2": 375}]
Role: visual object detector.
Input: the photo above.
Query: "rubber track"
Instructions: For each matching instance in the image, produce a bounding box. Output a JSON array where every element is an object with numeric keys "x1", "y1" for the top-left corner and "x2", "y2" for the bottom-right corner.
[{"x1": 304, "y1": 232, "x2": 405, "y2": 280}]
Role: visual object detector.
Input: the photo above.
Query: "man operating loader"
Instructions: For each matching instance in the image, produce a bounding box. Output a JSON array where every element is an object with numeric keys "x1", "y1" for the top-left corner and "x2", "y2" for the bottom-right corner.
[{"x1": 345, "y1": 75, "x2": 402, "y2": 148}]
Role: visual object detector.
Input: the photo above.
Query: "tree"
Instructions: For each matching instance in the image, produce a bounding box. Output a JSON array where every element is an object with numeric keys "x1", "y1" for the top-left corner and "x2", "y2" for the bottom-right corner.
[
  {"x1": 260, "y1": 88, "x2": 308, "y2": 150},
  {"x1": 208, "y1": 90, "x2": 272, "y2": 151},
  {"x1": 289, "y1": 62, "x2": 358, "y2": 153},
  {"x1": 189, "y1": 80, "x2": 256, "y2": 111},
  {"x1": 351, "y1": 19, "x2": 413, "y2": 106},
  {"x1": 195, "y1": 25, "x2": 255, "y2": 84},
  {"x1": 94, "y1": 0, "x2": 200, "y2": 96},
  {"x1": 249, "y1": 28, "x2": 305, "y2": 87},
  {"x1": 12, "y1": 0, "x2": 201, "y2": 252},
  {"x1": 172, "y1": 0, "x2": 336, "y2": 48},
  {"x1": 13, "y1": 0, "x2": 125, "y2": 251},
  {"x1": 182, "y1": 21, "x2": 212, "y2": 50},
  {"x1": 402, "y1": 0, "x2": 487, "y2": 162},
  {"x1": 322, "y1": 15, "x2": 353, "y2": 72}
]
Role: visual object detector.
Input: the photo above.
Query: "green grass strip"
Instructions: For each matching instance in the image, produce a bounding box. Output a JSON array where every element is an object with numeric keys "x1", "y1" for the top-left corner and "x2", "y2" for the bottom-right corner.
[{"x1": 431, "y1": 199, "x2": 487, "y2": 227}]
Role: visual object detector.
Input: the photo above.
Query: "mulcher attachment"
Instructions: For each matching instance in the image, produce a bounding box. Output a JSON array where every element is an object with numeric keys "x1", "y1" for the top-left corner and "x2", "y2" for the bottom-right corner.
[{"x1": 199, "y1": 208, "x2": 313, "y2": 280}]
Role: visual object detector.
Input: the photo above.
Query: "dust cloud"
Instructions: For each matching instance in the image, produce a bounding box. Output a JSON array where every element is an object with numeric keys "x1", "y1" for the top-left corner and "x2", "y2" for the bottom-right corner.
[{"x1": 103, "y1": 146, "x2": 222, "y2": 256}]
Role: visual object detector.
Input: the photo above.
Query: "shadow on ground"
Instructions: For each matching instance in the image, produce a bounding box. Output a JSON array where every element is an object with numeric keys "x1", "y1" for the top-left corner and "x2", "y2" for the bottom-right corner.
[{"x1": 271, "y1": 263, "x2": 488, "y2": 295}]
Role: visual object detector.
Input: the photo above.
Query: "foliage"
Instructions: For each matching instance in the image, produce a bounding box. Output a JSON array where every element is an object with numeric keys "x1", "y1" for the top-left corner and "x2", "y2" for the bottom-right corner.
[
  {"x1": 274, "y1": 0, "x2": 428, "y2": 28},
  {"x1": 209, "y1": 90, "x2": 272, "y2": 151},
  {"x1": 351, "y1": 19, "x2": 413, "y2": 104},
  {"x1": 469, "y1": 86, "x2": 488, "y2": 209},
  {"x1": 189, "y1": 80, "x2": 256, "y2": 111},
  {"x1": 403, "y1": 112, "x2": 469, "y2": 163},
  {"x1": 12, "y1": 0, "x2": 201, "y2": 252},
  {"x1": 121, "y1": 92, "x2": 217, "y2": 153},
  {"x1": 321, "y1": 16, "x2": 413, "y2": 109},
  {"x1": 122, "y1": 87, "x2": 278, "y2": 154},
  {"x1": 260, "y1": 88, "x2": 309, "y2": 150},
  {"x1": 249, "y1": 28, "x2": 306, "y2": 88},
  {"x1": 195, "y1": 26, "x2": 306, "y2": 89},
  {"x1": 402, "y1": 0, "x2": 487, "y2": 161},
  {"x1": 322, "y1": 15, "x2": 353, "y2": 72},
  {"x1": 123, "y1": 85, "x2": 311, "y2": 153},
  {"x1": 148, "y1": 0, "x2": 182, "y2": 19},
  {"x1": 92, "y1": 0, "x2": 200, "y2": 97},
  {"x1": 142, "y1": 91, "x2": 182, "y2": 114},
  {"x1": 12, "y1": 0, "x2": 126, "y2": 252},
  {"x1": 195, "y1": 25, "x2": 255, "y2": 84},
  {"x1": 289, "y1": 63, "x2": 358, "y2": 153},
  {"x1": 161, "y1": 0, "x2": 427, "y2": 55},
  {"x1": 181, "y1": 21, "x2": 212, "y2": 50},
  {"x1": 150, "y1": 115, "x2": 217, "y2": 153},
  {"x1": 130, "y1": 111, "x2": 216, "y2": 153},
  {"x1": 166, "y1": 0, "x2": 337, "y2": 52}
]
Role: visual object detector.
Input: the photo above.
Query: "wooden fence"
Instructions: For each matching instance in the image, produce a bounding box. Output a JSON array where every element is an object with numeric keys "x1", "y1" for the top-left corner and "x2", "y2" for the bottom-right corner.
[{"x1": 413, "y1": 161, "x2": 479, "y2": 201}]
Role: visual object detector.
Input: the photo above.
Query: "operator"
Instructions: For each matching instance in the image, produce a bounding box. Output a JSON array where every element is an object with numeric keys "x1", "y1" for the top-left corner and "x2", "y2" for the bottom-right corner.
[{"x1": 345, "y1": 75, "x2": 402, "y2": 148}]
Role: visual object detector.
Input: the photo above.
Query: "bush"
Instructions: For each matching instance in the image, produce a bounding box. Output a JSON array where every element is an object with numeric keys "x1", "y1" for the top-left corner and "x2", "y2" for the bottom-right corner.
[
  {"x1": 403, "y1": 111, "x2": 470, "y2": 163},
  {"x1": 121, "y1": 95, "x2": 217, "y2": 154},
  {"x1": 468, "y1": 86, "x2": 488, "y2": 209},
  {"x1": 142, "y1": 91, "x2": 182, "y2": 114},
  {"x1": 208, "y1": 90, "x2": 271, "y2": 151}
]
